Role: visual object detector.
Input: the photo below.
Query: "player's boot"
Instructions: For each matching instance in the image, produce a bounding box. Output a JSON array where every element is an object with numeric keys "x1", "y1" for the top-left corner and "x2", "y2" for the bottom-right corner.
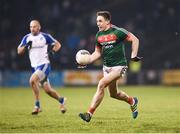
[
  {"x1": 79, "y1": 112, "x2": 91, "y2": 122},
  {"x1": 60, "y1": 97, "x2": 67, "y2": 114},
  {"x1": 32, "y1": 106, "x2": 42, "y2": 115},
  {"x1": 130, "y1": 97, "x2": 138, "y2": 119}
]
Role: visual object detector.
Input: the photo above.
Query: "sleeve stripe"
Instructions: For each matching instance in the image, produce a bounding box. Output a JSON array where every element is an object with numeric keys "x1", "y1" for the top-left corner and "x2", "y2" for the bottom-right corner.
[
  {"x1": 18, "y1": 34, "x2": 29, "y2": 47},
  {"x1": 41, "y1": 32, "x2": 56, "y2": 45},
  {"x1": 111, "y1": 25, "x2": 129, "y2": 35}
]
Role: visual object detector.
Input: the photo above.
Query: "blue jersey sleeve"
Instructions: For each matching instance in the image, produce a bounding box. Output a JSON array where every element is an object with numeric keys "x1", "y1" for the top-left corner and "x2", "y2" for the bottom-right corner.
[
  {"x1": 19, "y1": 34, "x2": 29, "y2": 47},
  {"x1": 42, "y1": 33, "x2": 56, "y2": 45}
]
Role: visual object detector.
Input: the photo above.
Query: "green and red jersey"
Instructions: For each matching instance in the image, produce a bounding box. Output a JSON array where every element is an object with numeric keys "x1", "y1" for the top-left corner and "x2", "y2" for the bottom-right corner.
[{"x1": 96, "y1": 25, "x2": 129, "y2": 67}]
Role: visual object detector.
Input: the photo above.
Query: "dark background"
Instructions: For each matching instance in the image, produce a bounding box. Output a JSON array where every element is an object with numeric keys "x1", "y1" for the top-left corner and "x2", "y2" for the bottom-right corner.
[{"x1": 1, "y1": 0, "x2": 180, "y2": 71}]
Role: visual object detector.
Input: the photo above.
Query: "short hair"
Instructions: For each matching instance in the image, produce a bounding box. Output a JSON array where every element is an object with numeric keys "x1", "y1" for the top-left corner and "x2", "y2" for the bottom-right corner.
[
  {"x1": 96, "y1": 11, "x2": 111, "y2": 21},
  {"x1": 30, "y1": 20, "x2": 41, "y2": 26}
]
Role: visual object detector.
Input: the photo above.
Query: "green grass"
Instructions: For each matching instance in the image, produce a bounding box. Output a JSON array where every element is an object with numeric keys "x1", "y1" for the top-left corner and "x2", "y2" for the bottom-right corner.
[{"x1": 0, "y1": 86, "x2": 180, "y2": 133}]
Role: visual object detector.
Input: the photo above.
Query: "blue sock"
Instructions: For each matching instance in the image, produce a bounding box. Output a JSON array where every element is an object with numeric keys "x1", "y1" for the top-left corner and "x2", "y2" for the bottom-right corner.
[
  {"x1": 59, "y1": 97, "x2": 64, "y2": 104},
  {"x1": 35, "y1": 101, "x2": 40, "y2": 108}
]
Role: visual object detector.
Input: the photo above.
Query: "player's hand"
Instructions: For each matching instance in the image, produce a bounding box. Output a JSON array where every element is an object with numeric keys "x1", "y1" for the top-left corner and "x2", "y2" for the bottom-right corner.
[
  {"x1": 77, "y1": 64, "x2": 87, "y2": 69},
  {"x1": 48, "y1": 50, "x2": 56, "y2": 59},
  {"x1": 76, "y1": 62, "x2": 87, "y2": 69},
  {"x1": 25, "y1": 41, "x2": 32, "y2": 49},
  {"x1": 48, "y1": 45, "x2": 56, "y2": 58},
  {"x1": 48, "y1": 49, "x2": 55, "y2": 56},
  {"x1": 131, "y1": 56, "x2": 143, "y2": 62}
]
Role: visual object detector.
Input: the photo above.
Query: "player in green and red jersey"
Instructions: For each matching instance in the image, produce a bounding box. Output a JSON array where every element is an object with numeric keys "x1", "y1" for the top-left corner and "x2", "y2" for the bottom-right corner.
[{"x1": 79, "y1": 11, "x2": 142, "y2": 122}]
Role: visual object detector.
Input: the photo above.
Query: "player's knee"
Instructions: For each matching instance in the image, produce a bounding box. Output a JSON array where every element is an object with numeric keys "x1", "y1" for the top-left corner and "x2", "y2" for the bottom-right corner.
[
  {"x1": 44, "y1": 89, "x2": 51, "y2": 95},
  {"x1": 98, "y1": 80, "x2": 106, "y2": 90},
  {"x1": 29, "y1": 78, "x2": 35, "y2": 86},
  {"x1": 29, "y1": 77, "x2": 37, "y2": 86},
  {"x1": 43, "y1": 85, "x2": 53, "y2": 95}
]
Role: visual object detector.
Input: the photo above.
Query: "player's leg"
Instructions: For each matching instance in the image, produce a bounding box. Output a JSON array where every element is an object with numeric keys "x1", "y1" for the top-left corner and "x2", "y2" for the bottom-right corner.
[
  {"x1": 108, "y1": 79, "x2": 130, "y2": 102},
  {"x1": 29, "y1": 73, "x2": 41, "y2": 115},
  {"x1": 30, "y1": 63, "x2": 51, "y2": 115},
  {"x1": 42, "y1": 79, "x2": 66, "y2": 113},
  {"x1": 108, "y1": 82, "x2": 138, "y2": 118},
  {"x1": 79, "y1": 70, "x2": 121, "y2": 122},
  {"x1": 108, "y1": 66, "x2": 138, "y2": 119}
]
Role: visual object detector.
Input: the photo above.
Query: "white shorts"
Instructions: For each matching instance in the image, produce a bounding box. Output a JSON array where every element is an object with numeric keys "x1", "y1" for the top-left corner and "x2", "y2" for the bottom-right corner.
[
  {"x1": 31, "y1": 63, "x2": 51, "y2": 82},
  {"x1": 103, "y1": 65, "x2": 128, "y2": 77}
]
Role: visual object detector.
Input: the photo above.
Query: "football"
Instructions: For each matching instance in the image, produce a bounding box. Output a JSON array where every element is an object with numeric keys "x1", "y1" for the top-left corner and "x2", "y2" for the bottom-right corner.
[{"x1": 76, "y1": 50, "x2": 90, "y2": 65}]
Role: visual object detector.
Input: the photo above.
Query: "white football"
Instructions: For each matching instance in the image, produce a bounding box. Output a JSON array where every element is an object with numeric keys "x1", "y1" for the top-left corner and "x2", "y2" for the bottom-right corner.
[{"x1": 76, "y1": 50, "x2": 90, "y2": 65}]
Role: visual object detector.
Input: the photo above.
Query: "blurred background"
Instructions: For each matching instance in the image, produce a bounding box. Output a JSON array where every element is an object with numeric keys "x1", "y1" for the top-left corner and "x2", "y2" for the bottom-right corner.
[{"x1": 0, "y1": 0, "x2": 180, "y2": 87}]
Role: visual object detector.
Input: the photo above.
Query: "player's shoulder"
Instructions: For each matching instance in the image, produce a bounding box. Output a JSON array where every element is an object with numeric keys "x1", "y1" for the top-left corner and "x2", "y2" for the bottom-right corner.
[
  {"x1": 111, "y1": 25, "x2": 126, "y2": 31},
  {"x1": 22, "y1": 33, "x2": 31, "y2": 40},
  {"x1": 96, "y1": 31, "x2": 100, "y2": 35},
  {"x1": 111, "y1": 25, "x2": 129, "y2": 34},
  {"x1": 95, "y1": 31, "x2": 102, "y2": 38},
  {"x1": 40, "y1": 32, "x2": 53, "y2": 38},
  {"x1": 40, "y1": 32, "x2": 50, "y2": 36},
  {"x1": 24, "y1": 33, "x2": 31, "y2": 37}
]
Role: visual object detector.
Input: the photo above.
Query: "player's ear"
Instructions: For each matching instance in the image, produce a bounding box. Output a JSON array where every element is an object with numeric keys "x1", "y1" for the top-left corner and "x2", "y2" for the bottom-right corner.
[
  {"x1": 39, "y1": 25, "x2": 41, "y2": 30},
  {"x1": 106, "y1": 20, "x2": 110, "y2": 25}
]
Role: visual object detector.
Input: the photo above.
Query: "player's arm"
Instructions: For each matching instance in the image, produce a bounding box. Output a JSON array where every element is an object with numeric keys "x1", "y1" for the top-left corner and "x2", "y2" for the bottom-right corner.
[
  {"x1": 17, "y1": 40, "x2": 32, "y2": 55},
  {"x1": 126, "y1": 32, "x2": 142, "y2": 61},
  {"x1": 89, "y1": 46, "x2": 101, "y2": 64},
  {"x1": 48, "y1": 40, "x2": 61, "y2": 57},
  {"x1": 17, "y1": 46, "x2": 26, "y2": 55},
  {"x1": 51, "y1": 40, "x2": 61, "y2": 52},
  {"x1": 126, "y1": 32, "x2": 139, "y2": 58},
  {"x1": 77, "y1": 46, "x2": 101, "y2": 68},
  {"x1": 88, "y1": 33, "x2": 102, "y2": 64},
  {"x1": 17, "y1": 35, "x2": 32, "y2": 55}
]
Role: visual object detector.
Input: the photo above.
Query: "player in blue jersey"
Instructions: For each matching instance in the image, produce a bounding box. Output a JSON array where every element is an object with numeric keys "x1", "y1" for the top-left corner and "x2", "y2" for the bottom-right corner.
[{"x1": 17, "y1": 20, "x2": 66, "y2": 115}]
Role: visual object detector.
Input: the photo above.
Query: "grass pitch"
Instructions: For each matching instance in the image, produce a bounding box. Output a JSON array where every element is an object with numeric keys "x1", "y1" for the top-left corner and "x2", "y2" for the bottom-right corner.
[{"x1": 0, "y1": 86, "x2": 180, "y2": 133}]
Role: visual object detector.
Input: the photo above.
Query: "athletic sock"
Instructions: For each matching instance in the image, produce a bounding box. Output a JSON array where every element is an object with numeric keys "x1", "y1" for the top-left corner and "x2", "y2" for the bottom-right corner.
[
  {"x1": 35, "y1": 100, "x2": 40, "y2": 108},
  {"x1": 128, "y1": 97, "x2": 134, "y2": 105},
  {"x1": 59, "y1": 97, "x2": 64, "y2": 104},
  {"x1": 88, "y1": 107, "x2": 95, "y2": 116}
]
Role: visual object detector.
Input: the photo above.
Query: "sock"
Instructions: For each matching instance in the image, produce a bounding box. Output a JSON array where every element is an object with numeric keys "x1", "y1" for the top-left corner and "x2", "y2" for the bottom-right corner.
[
  {"x1": 88, "y1": 107, "x2": 95, "y2": 116},
  {"x1": 59, "y1": 97, "x2": 64, "y2": 104},
  {"x1": 128, "y1": 97, "x2": 134, "y2": 105},
  {"x1": 35, "y1": 100, "x2": 40, "y2": 108}
]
